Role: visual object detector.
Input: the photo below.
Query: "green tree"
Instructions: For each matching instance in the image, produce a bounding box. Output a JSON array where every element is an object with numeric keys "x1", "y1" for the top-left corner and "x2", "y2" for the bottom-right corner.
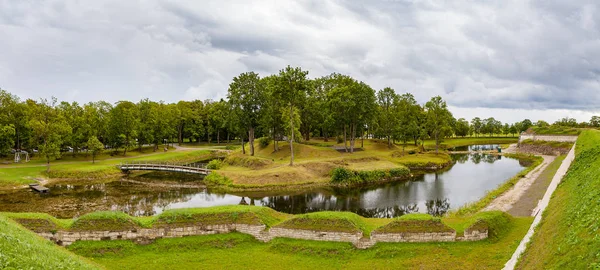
[
  {"x1": 28, "y1": 98, "x2": 71, "y2": 172},
  {"x1": 108, "y1": 101, "x2": 139, "y2": 155},
  {"x1": 276, "y1": 66, "x2": 310, "y2": 165},
  {"x1": 425, "y1": 96, "x2": 453, "y2": 153},
  {"x1": 227, "y1": 72, "x2": 265, "y2": 156},
  {"x1": 261, "y1": 75, "x2": 285, "y2": 151},
  {"x1": 86, "y1": 136, "x2": 104, "y2": 163},
  {"x1": 209, "y1": 99, "x2": 228, "y2": 144},
  {"x1": 471, "y1": 117, "x2": 482, "y2": 137},
  {"x1": 137, "y1": 99, "x2": 158, "y2": 151},
  {"x1": 590, "y1": 116, "x2": 600, "y2": 127},
  {"x1": 377, "y1": 87, "x2": 399, "y2": 148},
  {"x1": 454, "y1": 118, "x2": 470, "y2": 137},
  {"x1": 0, "y1": 125, "x2": 15, "y2": 155}
]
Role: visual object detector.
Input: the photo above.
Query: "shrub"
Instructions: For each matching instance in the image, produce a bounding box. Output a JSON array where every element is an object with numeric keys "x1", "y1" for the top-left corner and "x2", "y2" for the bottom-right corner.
[
  {"x1": 225, "y1": 145, "x2": 239, "y2": 150},
  {"x1": 408, "y1": 150, "x2": 416, "y2": 155},
  {"x1": 258, "y1": 137, "x2": 270, "y2": 149},
  {"x1": 330, "y1": 166, "x2": 410, "y2": 184},
  {"x1": 330, "y1": 167, "x2": 357, "y2": 183},
  {"x1": 203, "y1": 172, "x2": 233, "y2": 186},
  {"x1": 206, "y1": 159, "x2": 223, "y2": 170},
  {"x1": 336, "y1": 136, "x2": 344, "y2": 144}
]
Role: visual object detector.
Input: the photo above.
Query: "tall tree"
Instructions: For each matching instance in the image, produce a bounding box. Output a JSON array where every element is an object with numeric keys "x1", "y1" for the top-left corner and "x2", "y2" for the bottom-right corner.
[
  {"x1": 454, "y1": 118, "x2": 470, "y2": 137},
  {"x1": 108, "y1": 101, "x2": 139, "y2": 155},
  {"x1": 137, "y1": 99, "x2": 158, "y2": 151},
  {"x1": 276, "y1": 66, "x2": 309, "y2": 165},
  {"x1": 227, "y1": 72, "x2": 265, "y2": 156},
  {"x1": 471, "y1": 117, "x2": 482, "y2": 137},
  {"x1": 86, "y1": 136, "x2": 104, "y2": 163},
  {"x1": 425, "y1": 96, "x2": 453, "y2": 153},
  {"x1": 377, "y1": 87, "x2": 399, "y2": 148},
  {"x1": 28, "y1": 98, "x2": 70, "y2": 171}
]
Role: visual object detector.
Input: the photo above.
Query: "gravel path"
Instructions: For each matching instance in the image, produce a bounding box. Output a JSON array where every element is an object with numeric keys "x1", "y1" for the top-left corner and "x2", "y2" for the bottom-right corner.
[
  {"x1": 503, "y1": 144, "x2": 576, "y2": 270},
  {"x1": 483, "y1": 155, "x2": 555, "y2": 212}
]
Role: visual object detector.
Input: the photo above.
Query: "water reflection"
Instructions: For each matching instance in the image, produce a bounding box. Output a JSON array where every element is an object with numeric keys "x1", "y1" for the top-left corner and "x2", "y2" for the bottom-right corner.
[
  {"x1": 0, "y1": 153, "x2": 524, "y2": 218},
  {"x1": 451, "y1": 144, "x2": 500, "y2": 152}
]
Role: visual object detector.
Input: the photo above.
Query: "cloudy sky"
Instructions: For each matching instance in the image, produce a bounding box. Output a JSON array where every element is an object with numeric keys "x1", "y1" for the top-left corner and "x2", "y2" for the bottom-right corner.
[{"x1": 1, "y1": 0, "x2": 600, "y2": 123}]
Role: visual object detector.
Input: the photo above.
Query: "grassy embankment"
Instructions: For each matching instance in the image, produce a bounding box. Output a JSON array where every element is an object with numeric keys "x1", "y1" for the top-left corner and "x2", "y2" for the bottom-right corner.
[
  {"x1": 530, "y1": 125, "x2": 583, "y2": 135},
  {"x1": 0, "y1": 213, "x2": 99, "y2": 269},
  {"x1": 40, "y1": 208, "x2": 531, "y2": 270},
  {"x1": 2, "y1": 205, "x2": 531, "y2": 269},
  {"x1": 210, "y1": 137, "x2": 517, "y2": 190},
  {"x1": 517, "y1": 130, "x2": 600, "y2": 269},
  {"x1": 0, "y1": 148, "x2": 217, "y2": 189}
]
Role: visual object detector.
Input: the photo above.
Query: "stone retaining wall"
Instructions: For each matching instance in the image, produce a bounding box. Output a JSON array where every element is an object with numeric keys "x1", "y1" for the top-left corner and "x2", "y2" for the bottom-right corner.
[
  {"x1": 519, "y1": 134, "x2": 578, "y2": 143},
  {"x1": 32, "y1": 222, "x2": 489, "y2": 249}
]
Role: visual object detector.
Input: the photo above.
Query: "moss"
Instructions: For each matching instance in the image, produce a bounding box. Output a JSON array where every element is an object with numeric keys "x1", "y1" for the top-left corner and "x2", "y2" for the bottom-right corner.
[
  {"x1": 373, "y1": 214, "x2": 454, "y2": 234},
  {"x1": 275, "y1": 211, "x2": 367, "y2": 235}
]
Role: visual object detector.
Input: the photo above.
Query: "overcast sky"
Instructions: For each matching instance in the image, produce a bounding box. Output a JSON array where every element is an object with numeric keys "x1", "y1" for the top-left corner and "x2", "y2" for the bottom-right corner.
[{"x1": 1, "y1": 0, "x2": 600, "y2": 123}]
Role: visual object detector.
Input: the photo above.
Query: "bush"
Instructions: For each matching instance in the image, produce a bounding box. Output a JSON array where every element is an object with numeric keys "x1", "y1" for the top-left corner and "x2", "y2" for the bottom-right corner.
[
  {"x1": 258, "y1": 137, "x2": 270, "y2": 149},
  {"x1": 225, "y1": 145, "x2": 239, "y2": 150},
  {"x1": 203, "y1": 172, "x2": 233, "y2": 186},
  {"x1": 330, "y1": 166, "x2": 410, "y2": 185},
  {"x1": 408, "y1": 150, "x2": 416, "y2": 155},
  {"x1": 336, "y1": 136, "x2": 344, "y2": 144},
  {"x1": 206, "y1": 159, "x2": 223, "y2": 170}
]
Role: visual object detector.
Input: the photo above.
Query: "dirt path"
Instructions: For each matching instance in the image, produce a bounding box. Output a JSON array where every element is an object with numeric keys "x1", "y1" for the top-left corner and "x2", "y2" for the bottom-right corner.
[
  {"x1": 503, "y1": 144, "x2": 576, "y2": 270},
  {"x1": 483, "y1": 155, "x2": 555, "y2": 212}
]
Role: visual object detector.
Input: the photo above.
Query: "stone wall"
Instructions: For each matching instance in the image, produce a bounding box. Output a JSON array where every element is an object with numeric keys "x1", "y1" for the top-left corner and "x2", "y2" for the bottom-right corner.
[
  {"x1": 519, "y1": 134, "x2": 578, "y2": 143},
  {"x1": 371, "y1": 231, "x2": 456, "y2": 243},
  {"x1": 30, "y1": 222, "x2": 489, "y2": 248}
]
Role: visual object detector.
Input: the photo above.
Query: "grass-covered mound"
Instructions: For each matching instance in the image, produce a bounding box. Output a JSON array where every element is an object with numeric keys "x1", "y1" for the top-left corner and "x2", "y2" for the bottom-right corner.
[
  {"x1": 274, "y1": 211, "x2": 367, "y2": 234},
  {"x1": 70, "y1": 211, "x2": 143, "y2": 231},
  {"x1": 518, "y1": 130, "x2": 600, "y2": 269},
  {"x1": 530, "y1": 125, "x2": 582, "y2": 135},
  {"x1": 224, "y1": 154, "x2": 273, "y2": 169},
  {"x1": 0, "y1": 214, "x2": 99, "y2": 269},
  {"x1": 372, "y1": 213, "x2": 454, "y2": 234},
  {"x1": 330, "y1": 166, "x2": 410, "y2": 185},
  {"x1": 1, "y1": 212, "x2": 67, "y2": 232},
  {"x1": 462, "y1": 211, "x2": 512, "y2": 241},
  {"x1": 153, "y1": 205, "x2": 288, "y2": 228},
  {"x1": 393, "y1": 152, "x2": 452, "y2": 169}
]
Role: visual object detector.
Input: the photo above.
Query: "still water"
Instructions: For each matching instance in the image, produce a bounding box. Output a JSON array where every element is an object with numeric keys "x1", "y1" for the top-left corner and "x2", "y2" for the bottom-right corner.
[{"x1": 0, "y1": 153, "x2": 525, "y2": 218}]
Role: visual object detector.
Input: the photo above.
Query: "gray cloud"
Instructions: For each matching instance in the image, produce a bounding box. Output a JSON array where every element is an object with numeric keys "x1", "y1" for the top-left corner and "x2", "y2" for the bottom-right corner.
[{"x1": 1, "y1": 0, "x2": 600, "y2": 122}]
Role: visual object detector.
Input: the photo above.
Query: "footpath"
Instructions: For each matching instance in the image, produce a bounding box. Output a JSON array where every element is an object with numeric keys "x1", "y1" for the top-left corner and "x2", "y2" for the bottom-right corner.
[{"x1": 502, "y1": 144, "x2": 576, "y2": 269}]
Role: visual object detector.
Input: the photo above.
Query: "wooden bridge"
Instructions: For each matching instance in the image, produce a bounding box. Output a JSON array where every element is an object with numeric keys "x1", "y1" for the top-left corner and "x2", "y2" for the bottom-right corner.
[{"x1": 117, "y1": 161, "x2": 211, "y2": 175}]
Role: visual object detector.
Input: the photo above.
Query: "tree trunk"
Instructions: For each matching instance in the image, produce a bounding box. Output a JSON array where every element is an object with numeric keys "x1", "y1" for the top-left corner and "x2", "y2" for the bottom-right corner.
[
  {"x1": 227, "y1": 132, "x2": 230, "y2": 144},
  {"x1": 273, "y1": 127, "x2": 278, "y2": 152},
  {"x1": 92, "y1": 153, "x2": 96, "y2": 164},
  {"x1": 217, "y1": 130, "x2": 220, "y2": 144},
  {"x1": 241, "y1": 137, "x2": 245, "y2": 154},
  {"x1": 388, "y1": 135, "x2": 391, "y2": 148},
  {"x1": 178, "y1": 124, "x2": 183, "y2": 146},
  {"x1": 324, "y1": 129, "x2": 328, "y2": 142},
  {"x1": 361, "y1": 131, "x2": 364, "y2": 149},
  {"x1": 435, "y1": 131, "x2": 439, "y2": 154},
  {"x1": 124, "y1": 134, "x2": 128, "y2": 156},
  {"x1": 249, "y1": 127, "x2": 255, "y2": 156},
  {"x1": 350, "y1": 124, "x2": 355, "y2": 153},
  {"x1": 289, "y1": 106, "x2": 294, "y2": 166},
  {"x1": 343, "y1": 125, "x2": 348, "y2": 152}
]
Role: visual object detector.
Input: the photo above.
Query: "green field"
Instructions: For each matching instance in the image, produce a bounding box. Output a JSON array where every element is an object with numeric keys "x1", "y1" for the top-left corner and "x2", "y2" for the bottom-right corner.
[{"x1": 68, "y1": 217, "x2": 532, "y2": 270}]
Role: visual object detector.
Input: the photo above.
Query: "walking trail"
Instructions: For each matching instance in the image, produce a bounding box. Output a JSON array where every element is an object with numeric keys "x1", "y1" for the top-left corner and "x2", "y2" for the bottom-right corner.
[
  {"x1": 483, "y1": 145, "x2": 555, "y2": 212},
  {"x1": 502, "y1": 144, "x2": 576, "y2": 269}
]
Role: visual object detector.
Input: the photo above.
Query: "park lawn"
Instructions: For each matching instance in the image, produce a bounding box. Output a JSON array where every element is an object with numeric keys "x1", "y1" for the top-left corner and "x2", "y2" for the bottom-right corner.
[
  {"x1": 517, "y1": 130, "x2": 600, "y2": 269},
  {"x1": 69, "y1": 217, "x2": 532, "y2": 270},
  {"x1": 0, "y1": 149, "x2": 214, "y2": 188}
]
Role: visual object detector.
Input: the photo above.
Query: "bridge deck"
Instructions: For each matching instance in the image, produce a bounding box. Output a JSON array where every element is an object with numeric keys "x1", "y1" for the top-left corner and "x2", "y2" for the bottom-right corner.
[{"x1": 118, "y1": 162, "x2": 211, "y2": 175}]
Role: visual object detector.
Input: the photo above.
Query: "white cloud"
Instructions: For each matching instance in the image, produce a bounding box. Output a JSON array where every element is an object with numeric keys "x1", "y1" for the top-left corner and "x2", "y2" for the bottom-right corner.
[{"x1": 1, "y1": 0, "x2": 600, "y2": 121}]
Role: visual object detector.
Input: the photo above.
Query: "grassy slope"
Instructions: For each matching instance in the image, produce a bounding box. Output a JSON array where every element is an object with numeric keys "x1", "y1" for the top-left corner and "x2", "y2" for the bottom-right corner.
[
  {"x1": 68, "y1": 217, "x2": 532, "y2": 270},
  {"x1": 517, "y1": 130, "x2": 600, "y2": 269},
  {"x1": 0, "y1": 214, "x2": 99, "y2": 269}
]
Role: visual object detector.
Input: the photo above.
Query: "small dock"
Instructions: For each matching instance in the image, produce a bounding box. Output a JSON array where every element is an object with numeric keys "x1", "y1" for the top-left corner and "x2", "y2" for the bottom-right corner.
[{"x1": 29, "y1": 184, "x2": 49, "y2": 193}]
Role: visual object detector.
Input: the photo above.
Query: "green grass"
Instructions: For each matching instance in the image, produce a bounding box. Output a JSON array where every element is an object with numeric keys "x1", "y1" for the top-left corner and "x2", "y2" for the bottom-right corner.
[
  {"x1": 68, "y1": 217, "x2": 533, "y2": 270},
  {"x1": 154, "y1": 205, "x2": 289, "y2": 228},
  {"x1": 373, "y1": 213, "x2": 454, "y2": 234},
  {"x1": 0, "y1": 149, "x2": 214, "y2": 188},
  {"x1": 71, "y1": 211, "x2": 143, "y2": 231},
  {"x1": 423, "y1": 137, "x2": 518, "y2": 149},
  {"x1": 530, "y1": 125, "x2": 582, "y2": 135},
  {"x1": 450, "y1": 154, "x2": 543, "y2": 217},
  {"x1": 517, "y1": 130, "x2": 600, "y2": 269},
  {"x1": 0, "y1": 214, "x2": 99, "y2": 269},
  {"x1": 519, "y1": 139, "x2": 573, "y2": 149},
  {"x1": 393, "y1": 152, "x2": 452, "y2": 168},
  {"x1": 275, "y1": 211, "x2": 368, "y2": 235}
]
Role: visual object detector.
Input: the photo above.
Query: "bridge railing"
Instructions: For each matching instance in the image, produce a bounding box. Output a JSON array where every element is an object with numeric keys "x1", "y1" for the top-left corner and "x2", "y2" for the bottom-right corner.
[{"x1": 118, "y1": 161, "x2": 209, "y2": 169}]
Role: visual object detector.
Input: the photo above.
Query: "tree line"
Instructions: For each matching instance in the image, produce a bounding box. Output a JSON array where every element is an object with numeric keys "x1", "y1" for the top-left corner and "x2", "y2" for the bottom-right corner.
[{"x1": 1, "y1": 65, "x2": 596, "y2": 167}]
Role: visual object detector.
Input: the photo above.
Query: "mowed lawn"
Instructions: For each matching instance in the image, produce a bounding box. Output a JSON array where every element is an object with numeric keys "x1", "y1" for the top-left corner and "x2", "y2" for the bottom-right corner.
[{"x1": 70, "y1": 217, "x2": 531, "y2": 270}]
